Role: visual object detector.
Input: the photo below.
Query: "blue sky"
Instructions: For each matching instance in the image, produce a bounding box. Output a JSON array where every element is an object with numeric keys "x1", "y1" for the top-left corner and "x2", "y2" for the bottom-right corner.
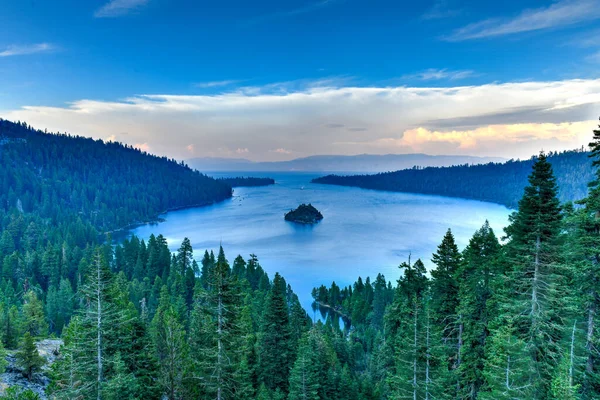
[{"x1": 1, "y1": 0, "x2": 600, "y2": 160}]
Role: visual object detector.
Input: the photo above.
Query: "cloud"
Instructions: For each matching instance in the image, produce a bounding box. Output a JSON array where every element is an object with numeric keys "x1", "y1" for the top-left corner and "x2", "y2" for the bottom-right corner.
[
  {"x1": 403, "y1": 68, "x2": 476, "y2": 81},
  {"x1": 587, "y1": 50, "x2": 600, "y2": 63},
  {"x1": 236, "y1": 148, "x2": 249, "y2": 154},
  {"x1": 246, "y1": 0, "x2": 341, "y2": 25},
  {"x1": 195, "y1": 80, "x2": 243, "y2": 89},
  {"x1": 2, "y1": 78, "x2": 600, "y2": 161},
  {"x1": 446, "y1": 0, "x2": 600, "y2": 41},
  {"x1": 0, "y1": 43, "x2": 56, "y2": 57},
  {"x1": 271, "y1": 148, "x2": 292, "y2": 154},
  {"x1": 94, "y1": 0, "x2": 148, "y2": 18},
  {"x1": 186, "y1": 144, "x2": 195, "y2": 153},
  {"x1": 106, "y1": 134, "x2": 116, "y2": 142},
  {"x1": 134, "y1": 142, "x2": 150, "y2": 152},
  {"x1": 422, "y1": 0, "x2": 461, "y2": 20}
]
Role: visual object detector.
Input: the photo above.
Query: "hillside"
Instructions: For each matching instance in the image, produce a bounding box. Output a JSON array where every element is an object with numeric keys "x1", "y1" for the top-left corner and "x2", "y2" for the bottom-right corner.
[
  {"x1": 313, "y1": 149, "x2": 592, "y2": 208},
  {"x1": 188, "y1": 153, "x2": 506, "y2": 172},
  {"x1": 0, "y1": 119, "x2": 232, "y2": 232}
]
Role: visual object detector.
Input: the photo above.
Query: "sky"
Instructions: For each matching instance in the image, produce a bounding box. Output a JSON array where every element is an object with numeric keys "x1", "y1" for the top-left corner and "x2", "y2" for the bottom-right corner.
[{"x1": 1, "y1": 0, "x2": 600, "y2": 161}]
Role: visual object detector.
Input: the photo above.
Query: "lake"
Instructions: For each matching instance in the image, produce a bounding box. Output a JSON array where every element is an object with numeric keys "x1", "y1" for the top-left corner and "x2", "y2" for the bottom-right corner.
[{"x1": 129, "y1": 172, "x2": 511, "y2": 312}]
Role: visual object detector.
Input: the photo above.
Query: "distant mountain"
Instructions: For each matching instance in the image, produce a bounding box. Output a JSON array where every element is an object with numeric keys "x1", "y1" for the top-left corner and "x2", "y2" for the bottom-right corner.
[
  {"x1": 188, "y1": 154, "x2": 506, "y2": 172},
  {"x1": 313, "y1": 150, "x2": 593, "y2": 209}
]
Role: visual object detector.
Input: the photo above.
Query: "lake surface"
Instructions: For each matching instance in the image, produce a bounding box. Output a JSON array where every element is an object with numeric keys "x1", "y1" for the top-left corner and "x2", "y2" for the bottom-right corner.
[{"x1": 130, "y1": 172, "x2": 511, "y2": 311}]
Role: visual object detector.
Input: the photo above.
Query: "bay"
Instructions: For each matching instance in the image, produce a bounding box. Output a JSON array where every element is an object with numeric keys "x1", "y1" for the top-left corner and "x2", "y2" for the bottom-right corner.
[{"x1": 129, "y1": 172, "x2": 511, "y2": 312}]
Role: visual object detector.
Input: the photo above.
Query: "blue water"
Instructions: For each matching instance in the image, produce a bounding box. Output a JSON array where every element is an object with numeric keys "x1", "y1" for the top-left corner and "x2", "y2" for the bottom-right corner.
[{"x1": 130, "y1": 172, "x2": 511, "y2": 311}]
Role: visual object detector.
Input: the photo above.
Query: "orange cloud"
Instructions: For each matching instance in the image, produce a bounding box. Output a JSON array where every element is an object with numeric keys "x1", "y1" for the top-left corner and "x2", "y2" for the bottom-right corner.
[{"x1": 134, "y1": 142, "x2": 150, "y2": 152}]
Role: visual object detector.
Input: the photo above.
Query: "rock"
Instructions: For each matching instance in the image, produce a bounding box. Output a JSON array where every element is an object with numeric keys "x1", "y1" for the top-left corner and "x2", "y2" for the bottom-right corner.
[{"x1": 0, "y1": 338, "x2": 63, "y2": 399}]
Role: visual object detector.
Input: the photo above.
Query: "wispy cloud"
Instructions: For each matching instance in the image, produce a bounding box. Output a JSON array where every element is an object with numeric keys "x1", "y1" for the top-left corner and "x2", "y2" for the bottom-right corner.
[
  {"x1": 587, "y1": 50, "x2": 600, "y2": 63},
  {"x1": 270, "y1": 148, "x2": 292, "y2": 155},
  {"x1": 422, "y1": 0, "x2": 461, "y2": 20},
  {"x1": 194, "y1": 80, "x2": 243, "y2": 89},
  {"x1": 246, "y1": 0, "x2": 341, "y2": 25},
  {"x1": 446, "y1": 0, "x2": 600, "y2": 41},
  {"x1": 94, "y1": 0, "x2": 148, "y2": 18},
  {"x1": 4, "y1": 78, "x2": 600, "y2": 161},
  {"x1": 0, "y1": 43, "x2": 56, "y2": 57},
  {"x1": 404, "y1": 68, "x2": 476, "y2": 81}
]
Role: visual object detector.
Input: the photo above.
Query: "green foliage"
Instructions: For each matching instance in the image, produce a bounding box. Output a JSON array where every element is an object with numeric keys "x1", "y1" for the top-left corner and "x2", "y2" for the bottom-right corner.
[
  {"x1": 259, "y1": 273, "x2": 294, "y2": 393},
  {"x1": 313, "y1": 149, "x2": 593, "y2": 208},
  {"x1": 16, "y1": 332, "x2": 44, "y2": 380},
  {"x1": 0, "y1": 387, "x2": 41, "y2": 400}
]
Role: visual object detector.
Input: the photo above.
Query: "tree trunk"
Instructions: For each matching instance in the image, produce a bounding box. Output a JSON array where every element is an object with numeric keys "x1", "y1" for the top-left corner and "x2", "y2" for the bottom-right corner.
[
  {"x1": 96, "y1": 257, "x2": 103, "y2": 400},
  {"x1": 413, "y1": 299, "x2": 418, "y2": 400},
  {"x1": 217, "y1": 284, "x2": 223, "y2": 400},
  {"x1": 425, "y1": 308, "x2": 431, "y2": 400},
  {"x1": 570, "y1": 320, "x2": 577, "y2": 387}
]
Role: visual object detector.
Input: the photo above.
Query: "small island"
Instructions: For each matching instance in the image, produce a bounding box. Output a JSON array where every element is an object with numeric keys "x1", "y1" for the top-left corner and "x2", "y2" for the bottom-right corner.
[{"x1": 284, "y1": 203, "x2": 324, "y2": 224}]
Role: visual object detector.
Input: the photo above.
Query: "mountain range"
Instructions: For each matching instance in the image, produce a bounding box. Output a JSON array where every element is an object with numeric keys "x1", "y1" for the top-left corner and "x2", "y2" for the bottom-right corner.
[{"x1": 188, "y1": 154, "x2": 506, "y2": 173}]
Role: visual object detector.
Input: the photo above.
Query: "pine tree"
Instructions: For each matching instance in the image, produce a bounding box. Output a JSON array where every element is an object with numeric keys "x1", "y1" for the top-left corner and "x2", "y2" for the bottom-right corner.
[
  {"x1": 566, "y1": 118, "x2": 600, "y2": 398},
  {"x1": 22, "y1": 290, "x2": 48, "y2": 337},
  {"x1": 189, "y1": 246, "x2": 244, "y2": 399},
  {"x1": 151, "y1": 286, "x2": 189, "y2": 400},
  {"x1": 485, "y1": 153, "x2": 564, "y2": 399},
  {"x1": 288, "y1": 330, "x2": 320, "y2": 400},
  {"x1": 259, "y1": 272, "x2": 293, "y2": 393},
  {"x1": 429, "y1": 229, "x2": 462, "y2": 393},
  {"x1": 386, "y1": 258, "x2": 431, "y2": 399},
  {"x1": 51, "y1": 250, "x2": 131, "y2": 400},
  {"x1": 103, "y1": 352, "x2": 140, "y2": 400},
  {"x1": 457, "y1": 221, "x2": 502, "y2": 398},
  {"x1": 16, "y1": 332, "x2": 44, "y2": 380}
]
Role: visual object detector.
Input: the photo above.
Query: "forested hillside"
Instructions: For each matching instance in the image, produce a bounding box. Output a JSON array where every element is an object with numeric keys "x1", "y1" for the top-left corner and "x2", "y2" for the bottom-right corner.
[
  {"x1": 0, "y1": 119, "x2": 232, "y2": 233},
  {"x1": 313, "y1": 149, "x2": 592, "y2": 208}
]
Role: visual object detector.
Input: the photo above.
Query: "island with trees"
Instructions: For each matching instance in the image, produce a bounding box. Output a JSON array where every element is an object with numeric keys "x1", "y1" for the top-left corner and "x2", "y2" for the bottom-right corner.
[
  {"x1": 217, "y1": 176, "x2": 275, "y2": 187},
  {"x1": 284, "y1": 203, "x2": 324, "y2": 224}
]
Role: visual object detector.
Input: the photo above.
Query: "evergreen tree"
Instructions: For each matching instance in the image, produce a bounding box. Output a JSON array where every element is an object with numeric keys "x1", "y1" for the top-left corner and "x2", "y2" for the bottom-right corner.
[
  {"x1": 429, "y1": 229, "x2": 462, "y2": 392},
  {"x1": 151, "y1": 286, "x2": 188, "y2": 400},
  {"x1": 485, "y1": 153, "x2": 564, "y2": 399},
  {"x1": 21, "y1": 290, "x2": 47, "y2": 337},
  {"x1": 566, "y1": 118, "x2": 600, "y2": 398},
  {"x1": 189, "y1": 246, "x2": 245, "y2": 399},
  {"x1": 259, "y1": 272, "x2": 293, "y2": 393},
  {"x1": 456, "y1": 221, "x2": 502, "y2": 398},
  {"x1": 386, "y1": 258, "x2": 433, "y2": 399},
  {"x1": 16, "y1": 332, "x2": 44, "y2": 380}
]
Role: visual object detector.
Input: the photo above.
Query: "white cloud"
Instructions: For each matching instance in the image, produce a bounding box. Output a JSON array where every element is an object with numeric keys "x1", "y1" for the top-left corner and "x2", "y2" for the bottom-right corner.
[
  {"x1": 271, "y1": 148, "x2": 292, "y2": 154},
  {"x1": 2, "y1": 78, "x2": 600, "y2": 161},
  {"x1": 0, "y1": 43, "x2": 55, "y2": 57},
  {"x1": 95, "y1": 0, "x2": 148, "y2": 18},
  {"x1": 236, "y1": 148, "x2": 249, "y2": 154},
  {"x1": 404, "y1": 68, "x2": 476, "y2": 81},
  {"x1": 186, "y1": 144, "x2": 195, "y2": 153},
  {"x1": 587, "y1": 50, "x2": 600, "y2": 63},
  {"x1": 447, "y1": 0, "x2": 600, "y2": 41},
  {"x1": 106, "y1": 134, "x2": 116, "y2": 142},
  {"x1": 195, "y1": 80, "x2": 243, "y2": 89},
  {"x1": 422, "y1": 0, "x2": 461, "y2": 20}
]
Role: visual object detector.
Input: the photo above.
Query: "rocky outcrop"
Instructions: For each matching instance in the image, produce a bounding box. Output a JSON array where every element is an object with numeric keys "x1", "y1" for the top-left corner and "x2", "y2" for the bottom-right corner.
[{"x1": 0, "y1": 339, "x2": 62, "y2": 399}]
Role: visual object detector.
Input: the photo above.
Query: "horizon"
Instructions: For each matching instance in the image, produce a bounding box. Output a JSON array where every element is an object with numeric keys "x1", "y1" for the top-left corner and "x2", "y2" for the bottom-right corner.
[{"x1": 1, "y1": 0, "x2": 599, "y2": 161}]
